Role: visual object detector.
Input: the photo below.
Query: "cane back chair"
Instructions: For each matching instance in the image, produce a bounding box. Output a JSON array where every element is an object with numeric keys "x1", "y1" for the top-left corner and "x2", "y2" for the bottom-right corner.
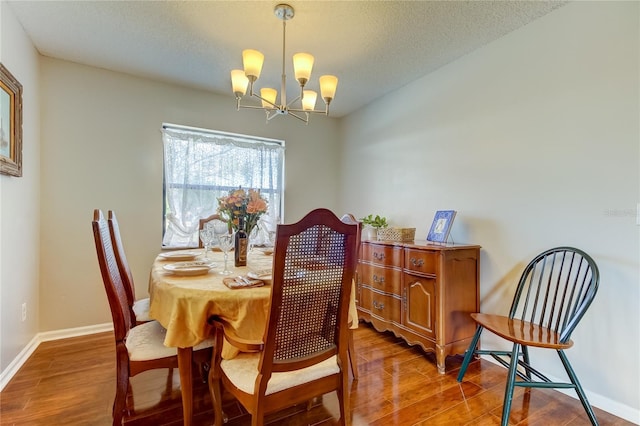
[
  {"x1": 208, "y1": 208, "x2": 359, "y2": 426},
  {"x1": 457, "y1": 246, "x2": 600, "y2": 426}
]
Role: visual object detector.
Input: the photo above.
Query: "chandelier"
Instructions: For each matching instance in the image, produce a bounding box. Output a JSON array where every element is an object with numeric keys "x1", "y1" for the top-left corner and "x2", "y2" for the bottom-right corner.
[{"x1": 230, "y1": 4, "x2": 338, "y2": 124}]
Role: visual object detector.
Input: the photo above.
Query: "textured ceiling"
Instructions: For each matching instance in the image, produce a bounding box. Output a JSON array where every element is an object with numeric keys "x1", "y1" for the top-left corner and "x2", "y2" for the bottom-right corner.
[{"x1": 7, "y1": 1, "x2": 567, "y2": 117}]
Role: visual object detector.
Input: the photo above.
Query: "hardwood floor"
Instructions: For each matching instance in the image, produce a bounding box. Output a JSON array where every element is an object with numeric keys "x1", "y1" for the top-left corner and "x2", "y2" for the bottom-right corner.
[{"x1": 0, "y1": 323, "x2": 633, "y2": 426}]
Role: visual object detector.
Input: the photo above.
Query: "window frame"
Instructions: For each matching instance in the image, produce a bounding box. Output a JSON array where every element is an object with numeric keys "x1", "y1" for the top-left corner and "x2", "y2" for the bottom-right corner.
[{"x1": 161, "y1": 123, "x2": 285, "y2": 248}]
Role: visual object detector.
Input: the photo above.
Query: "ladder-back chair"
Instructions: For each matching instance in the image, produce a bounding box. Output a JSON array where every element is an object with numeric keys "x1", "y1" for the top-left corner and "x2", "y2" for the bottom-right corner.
[
  {"x1": 107, "y1": 210, "x2": 150, "y2": 324},
  {"x1": 92, "y1": 209, "x2": 212, "y2": 425},
  {"x1": 457, "y1": 246, "x2": 600, "y2": 426}
]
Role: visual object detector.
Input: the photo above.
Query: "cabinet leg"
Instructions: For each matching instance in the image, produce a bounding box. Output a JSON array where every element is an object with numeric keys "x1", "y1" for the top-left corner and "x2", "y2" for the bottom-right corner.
[{"x1": 436, "y1": 346, "x2": 446, "y2": 374}]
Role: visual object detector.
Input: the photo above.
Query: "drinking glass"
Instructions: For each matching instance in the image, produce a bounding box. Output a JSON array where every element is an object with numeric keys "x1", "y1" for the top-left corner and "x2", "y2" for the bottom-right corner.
[
  {"x1": 248, "y1": 226, "x2": 259, "y2": 253},
  {"x1": 217, "y1": 232, "x2": 235, "y2": 275},
  {"x1": 199, "y1": 228, "x2": 214, "y2": 259},
  {"x1": 210, "y1": 220, "x2": 230, "y2": 241}
]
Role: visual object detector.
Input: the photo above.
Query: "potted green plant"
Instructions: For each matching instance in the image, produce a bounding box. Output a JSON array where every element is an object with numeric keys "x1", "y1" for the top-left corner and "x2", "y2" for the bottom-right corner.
[{"x1": 360, "y1": 214, "x2": 388, "y2": 240}]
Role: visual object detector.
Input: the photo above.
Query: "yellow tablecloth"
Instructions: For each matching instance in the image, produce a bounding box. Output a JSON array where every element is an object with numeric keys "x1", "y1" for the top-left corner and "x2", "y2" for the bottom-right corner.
[{"x1": 148, "y1": 249, "x2": 357, "y2": 359}]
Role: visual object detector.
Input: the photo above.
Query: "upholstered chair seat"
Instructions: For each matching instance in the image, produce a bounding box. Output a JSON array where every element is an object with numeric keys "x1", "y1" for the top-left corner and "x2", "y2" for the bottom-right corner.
[
  {"x1": 125, "y1": 320, "x2": 213, "y2": 362},
  {"x1": 220, "y1": 353, "x2": 339, "y2": 395}
]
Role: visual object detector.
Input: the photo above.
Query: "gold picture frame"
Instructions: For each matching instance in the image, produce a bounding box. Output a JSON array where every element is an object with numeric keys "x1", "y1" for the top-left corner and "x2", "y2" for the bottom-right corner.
[{"x1": 0, "y1": 63, "x2": 23, "y2": 177}]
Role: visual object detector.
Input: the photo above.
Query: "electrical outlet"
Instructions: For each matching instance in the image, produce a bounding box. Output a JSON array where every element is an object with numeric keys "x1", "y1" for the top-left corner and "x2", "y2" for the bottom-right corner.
[{"x1": 21, "y1": 303, "x2": 27, "y2": 322}]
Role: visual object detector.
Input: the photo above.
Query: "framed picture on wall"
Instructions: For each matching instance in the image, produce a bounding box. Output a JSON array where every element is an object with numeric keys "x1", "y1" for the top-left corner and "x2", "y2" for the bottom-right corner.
[
  {"x1": 426, "y1": 210, "x2": 456, "y2": 243},
  {"x1": 0, "y1": 63, "x2": 23, "y2": 177}
]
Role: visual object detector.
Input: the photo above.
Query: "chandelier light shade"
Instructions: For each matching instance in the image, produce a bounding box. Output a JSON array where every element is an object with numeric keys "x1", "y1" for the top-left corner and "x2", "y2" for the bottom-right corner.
[
  {"x1": 293, "y1": 53, "x2": 314, "y2": 85},
  {"x1": 231, "y1": 70, "x2": 249, "y2": 97},
  {"x1": 230, "y1": 3, "x2": 338, "y2": 124},
  {"x1": 302, "y1": 90, "x2": 317, "y2": 111},
  {"x1": 260, "y1": 88, "x2": 277, "y2": 108},
  {"x1": 242, "y1": 49, "x2": 264, "y2": 81},
  {"x1": 319, "y1": 75, "x2": 338, "y2": 104}
]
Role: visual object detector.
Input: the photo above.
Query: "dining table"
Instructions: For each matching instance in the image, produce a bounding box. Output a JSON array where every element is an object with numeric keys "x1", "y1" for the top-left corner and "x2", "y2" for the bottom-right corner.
[{"x1": 147, "y1": 247, "x2": 358, "y2": 426}]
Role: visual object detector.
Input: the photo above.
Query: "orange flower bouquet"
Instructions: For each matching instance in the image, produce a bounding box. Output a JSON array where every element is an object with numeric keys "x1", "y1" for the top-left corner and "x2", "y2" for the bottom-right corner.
[{"x1": 216, "y1": 188, "x2": 268, "y2": 235}]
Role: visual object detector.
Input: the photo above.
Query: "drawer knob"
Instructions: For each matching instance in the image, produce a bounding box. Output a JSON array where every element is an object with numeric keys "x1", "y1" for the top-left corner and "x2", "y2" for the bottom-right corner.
[
  {"x1": 410, "y1": 257, "x2": 424, "y2": 267},
  {"x1": 373, "y1": 300, "x2": 385, "y2": 311},
  {"x1": 373, "y1": 252, "x2": 386, "y2": 261},
  {"x1": 373, "y1": 274, "x2": 385, "y2": 284}
]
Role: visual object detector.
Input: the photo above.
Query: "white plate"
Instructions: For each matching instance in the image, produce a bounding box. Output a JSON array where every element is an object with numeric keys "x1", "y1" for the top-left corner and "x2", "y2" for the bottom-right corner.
[
  {"x1": 163, "y1": 260, "x2": 217, "y2": 276},
  {"x1": 158, "y1": 250, "x2": 200, "y2": 261}
]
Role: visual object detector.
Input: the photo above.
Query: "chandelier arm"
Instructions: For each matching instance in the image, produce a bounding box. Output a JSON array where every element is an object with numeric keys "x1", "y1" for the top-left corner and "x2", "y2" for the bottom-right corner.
[
  {"x1": 266, "y1": 110, "x2": 280, "y2": 121},
  {"x1": 288, "y1": 106, "x2": 329, "y2": 116},
  {"x1": 237, "y1": 103, "x2": 275, "y2": 111},
  {"x1": 250, "y1": 92, "x2": 278, "y2": 109},
  {"x1": 285, "y1": 95, "x2": 302, "y2": 109},
  {"x1": 287, "y1": 110, "x2": 309, "y2": 124}
]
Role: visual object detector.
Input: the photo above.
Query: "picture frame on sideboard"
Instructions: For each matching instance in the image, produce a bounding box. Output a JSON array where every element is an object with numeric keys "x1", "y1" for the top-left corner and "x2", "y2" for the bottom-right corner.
[{"x1": 426, "y1": 210, "x2": 456, "y2": 243}]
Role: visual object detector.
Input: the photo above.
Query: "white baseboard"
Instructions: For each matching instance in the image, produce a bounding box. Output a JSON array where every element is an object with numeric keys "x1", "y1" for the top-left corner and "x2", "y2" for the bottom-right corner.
[
  {"x1": 0, "y1": 323, "x2": 113, "y2": 392},
  {"x1": 481, "y1": 355, "x2": 640, "y2": 425},
  {"x1": 0, "y1": 334, "x2": 40, "y2": 392},
  {"x1": 37, "y1": 322, "x2": 113, "y2": 342}
]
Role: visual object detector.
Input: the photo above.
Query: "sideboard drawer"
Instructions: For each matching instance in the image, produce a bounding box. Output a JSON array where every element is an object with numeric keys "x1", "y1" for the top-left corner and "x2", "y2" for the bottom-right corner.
[
  {"x1": 405, "y1": 248, "x2": 437, "y2": 275},
  {"x1": 360, "y1": 263, "x2": 401, "y2": 295},
  {"x1": 360, "y1": 288, "x2": 401, "y2": 323},
  {"x1": 362, "y1": 243, "x2": 403, "y2": 267}
]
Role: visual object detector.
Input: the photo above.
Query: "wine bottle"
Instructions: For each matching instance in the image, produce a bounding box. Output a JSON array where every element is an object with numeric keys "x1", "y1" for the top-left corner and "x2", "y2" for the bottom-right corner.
[{"x1": 234, "y1": 216, "x2": 248, "y2": 267}]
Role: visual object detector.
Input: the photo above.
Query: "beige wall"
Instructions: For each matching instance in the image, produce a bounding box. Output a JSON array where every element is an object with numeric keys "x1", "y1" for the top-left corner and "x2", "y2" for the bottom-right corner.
[
  {"x1": 340, "y1": 1, "x2": 639, "y2": 419},
  {"x1": 37, "y1": 58, "x2": 340, "y2": 331},
  {"x1": 0, "y1": 2, "x2": 41, "y2": 376}
]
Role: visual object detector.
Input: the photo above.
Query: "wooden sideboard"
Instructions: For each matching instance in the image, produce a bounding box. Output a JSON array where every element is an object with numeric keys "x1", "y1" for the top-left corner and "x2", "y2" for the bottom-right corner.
[{"x1": 356, "y1": 240, "x2": 481, "y2": 374}]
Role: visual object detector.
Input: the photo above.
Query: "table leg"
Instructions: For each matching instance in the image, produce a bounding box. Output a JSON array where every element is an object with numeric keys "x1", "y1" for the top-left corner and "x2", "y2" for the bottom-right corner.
[{"x1": 177, "y1": 346, "x2": 193, "y2": 426}]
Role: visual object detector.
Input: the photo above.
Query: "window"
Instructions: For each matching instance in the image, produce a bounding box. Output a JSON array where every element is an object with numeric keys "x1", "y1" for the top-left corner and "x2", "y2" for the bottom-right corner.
[{"x1": 162, "y1": 124, "x2": 284, "y2": 248}]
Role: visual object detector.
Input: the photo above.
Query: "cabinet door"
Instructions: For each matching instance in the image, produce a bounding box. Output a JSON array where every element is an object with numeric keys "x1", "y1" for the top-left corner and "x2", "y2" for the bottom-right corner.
[{"x1": 403, "y1": 273, "x2": 436, "y2": 339}]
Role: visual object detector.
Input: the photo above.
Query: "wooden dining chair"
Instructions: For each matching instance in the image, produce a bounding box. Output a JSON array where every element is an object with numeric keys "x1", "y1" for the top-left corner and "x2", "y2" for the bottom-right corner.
[
  {"x1": 92, "y1": 209, "x2": 213, "y2": 425},
  {"x1": 208, "y1": 208, "x2": 359, "y2": 426},
  {"x1": 340, "y1": 213, "x2": 361, "y2": 380},
  {"x1": 107, "y1": 210, "x2": 150, "y2": 325},
  {"x1": 457, "y1": 246, "x2": 600, "y2": 426}
]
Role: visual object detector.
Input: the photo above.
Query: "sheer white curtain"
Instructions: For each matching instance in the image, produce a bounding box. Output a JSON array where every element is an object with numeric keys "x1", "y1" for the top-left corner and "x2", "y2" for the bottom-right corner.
[{"x1": 162, "y1": 125, "x2": 284, "y2": 248}]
